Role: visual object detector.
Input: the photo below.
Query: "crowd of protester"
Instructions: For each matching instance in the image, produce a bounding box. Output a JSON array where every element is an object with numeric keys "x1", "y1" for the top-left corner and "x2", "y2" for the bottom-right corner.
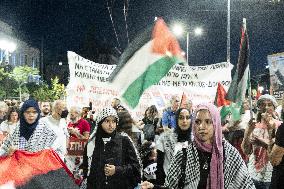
[{"x1": 0, "y1": 94, "x2": 284, "y2": 189}]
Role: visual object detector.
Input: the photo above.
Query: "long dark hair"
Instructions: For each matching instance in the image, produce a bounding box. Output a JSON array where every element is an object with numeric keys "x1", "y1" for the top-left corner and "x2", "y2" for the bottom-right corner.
[
  {"x1": 174, "y1": 108, "x2": 192, "y2": 142},
  {"x1": 117, "y1": 110, "x2": 135, "y2": 140},
  {"x1": 144, "y1": 105, "x2": 158, "y2": 121}
]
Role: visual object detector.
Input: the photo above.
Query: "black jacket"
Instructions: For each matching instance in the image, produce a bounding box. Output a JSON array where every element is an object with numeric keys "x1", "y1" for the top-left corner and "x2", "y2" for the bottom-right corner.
[{"x1": 87, "y1": 133, "x2": 141, "y2": 189}]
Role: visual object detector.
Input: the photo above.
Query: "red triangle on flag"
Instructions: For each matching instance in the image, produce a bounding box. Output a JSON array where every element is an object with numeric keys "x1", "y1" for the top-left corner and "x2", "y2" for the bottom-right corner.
[
  {"x1": 180, "y1": 92, "x2": 187, "y2": 108},
  {"x1": 152, "y1": 18, "x2": 183, "y2": 56},
  {"x1": 215, "y1": 83, "x2": 231, "y2": 107}
]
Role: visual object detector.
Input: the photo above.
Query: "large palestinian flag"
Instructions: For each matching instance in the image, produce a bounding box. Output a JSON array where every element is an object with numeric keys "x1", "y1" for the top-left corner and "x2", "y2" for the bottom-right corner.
[
  {"x1": 0, "y1": 150, "x2": 78, "y2": 189},
  {"x1": 226, "y1": 18, "x2": 250, "y2": 103},
  {"x1": 109, "y1": 18, "x2": 185, "y2": 108}
]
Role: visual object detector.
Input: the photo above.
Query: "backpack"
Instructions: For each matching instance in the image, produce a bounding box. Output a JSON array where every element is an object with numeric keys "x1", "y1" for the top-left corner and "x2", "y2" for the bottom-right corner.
[{"x1": 143, "y1": 124, "x2": 155, "y2": 141}]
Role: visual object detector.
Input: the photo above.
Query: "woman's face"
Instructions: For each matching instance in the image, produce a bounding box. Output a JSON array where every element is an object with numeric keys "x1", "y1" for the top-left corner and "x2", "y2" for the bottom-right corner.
[
  {"x1": 150, "y1": 149, "x2": 157, "y2": 161},
  {"x1": 146, "y1": 109, "x2": 157, "y2": 119},
  {"x1": 24, "y1": 107, "x2": 38, "y2": 124},
  {"x1": 195, "y1": 109, "x2": 214, "y2": 144},
  {"x1": 242, "y1": 101, "x2": 250, "y2": 111},
  {"x1": 101, "y1": 116, "x2": 117, "y2": 134},
  {"x1": 10, "y1": 111, "x2": 18, "y2": 123},
  {"x1": 259, "y1": 99, "x2": 275, "y2": 114},
  {"x1": 178, "y1": 109, "x2": 191, "y2": 131}
]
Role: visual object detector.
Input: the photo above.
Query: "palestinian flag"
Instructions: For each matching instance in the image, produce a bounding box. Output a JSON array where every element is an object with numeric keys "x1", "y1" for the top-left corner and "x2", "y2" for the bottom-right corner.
[
  {"x1": 220, "y1": 103, "x2": 242, "y2": 123},
  {"x1": 180, "y1": 92, "x2": 187, "y2": 108},
  {"x1": 256, "y1": 84, "x2": 262, "y2": 100},
  {"x1": 0, "y1": 150, "x2": 78, "y2": 189},
  {"x1": 109, "y1": 18, "x2": 185, "y2": 108},
  {"x1": 226, "y1": 18, "x2": 250, "y2": 104},
  {"x1": 214, "y1": 82, "x2": 231, "y2": 107}
]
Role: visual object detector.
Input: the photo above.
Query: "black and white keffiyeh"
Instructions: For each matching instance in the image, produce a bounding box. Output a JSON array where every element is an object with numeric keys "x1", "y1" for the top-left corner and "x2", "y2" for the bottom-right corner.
[
  {"x1": 165, "y1": 140, "x2": 255, "y2": 189},
  {"x1": 0, "y1": 121, "x2": 56, "y2": 156},
  {"x1": 95, "y1": 107, "x2": 119, "y2": 124},
  {"x1": 156, "y1": 129, "x2": 178, "y2": 175}
]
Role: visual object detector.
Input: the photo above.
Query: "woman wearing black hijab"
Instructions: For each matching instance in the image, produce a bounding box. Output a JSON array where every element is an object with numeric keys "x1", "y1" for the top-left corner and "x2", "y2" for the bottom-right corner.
[
  {"x1": 155, "y1": 108, "x2": 192, "y2": 185},
  {"x1": 0, "y1": 99, "x2": 56, "y2": 156}
]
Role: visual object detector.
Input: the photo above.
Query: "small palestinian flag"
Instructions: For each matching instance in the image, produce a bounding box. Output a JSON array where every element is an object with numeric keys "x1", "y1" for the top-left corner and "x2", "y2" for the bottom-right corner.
[
  {"x1": 214, "y1": 82, "x2": 231, "y2": 107},
  {"x1": 180, "y1": 92, "x2": 188, "y2": 108}
]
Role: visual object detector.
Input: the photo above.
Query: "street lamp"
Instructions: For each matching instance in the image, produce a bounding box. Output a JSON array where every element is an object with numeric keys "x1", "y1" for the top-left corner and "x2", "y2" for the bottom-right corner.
[
  {"x1": 172, "y1": 24, "x2": 184, "y2": 37},
  {"x1": 172, "y1": 24, "x2": 203, "y2": 64},
  {"x1": 194, "y1": 27, "x2": 203, "y2": 36},
  {"x1": 0, "y1": 39, "x2": 16, "y2": 64},
  {"x1": 227, "y1": 0, "x2": 230, "y2": 63}
]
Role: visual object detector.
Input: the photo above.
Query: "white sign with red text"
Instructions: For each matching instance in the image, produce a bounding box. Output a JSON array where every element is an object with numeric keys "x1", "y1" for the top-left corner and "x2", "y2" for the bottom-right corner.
[{"x1": 66, "y1": 51, "x2": 233, "y2": 120}]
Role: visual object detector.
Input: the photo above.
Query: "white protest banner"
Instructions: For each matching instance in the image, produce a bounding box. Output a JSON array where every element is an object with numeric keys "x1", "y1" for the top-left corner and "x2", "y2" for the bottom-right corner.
[
  {"x1": 67, "y1": 51, "x2": 233, "y2": 119},
  {"x1": 268, "y1": 52, "x2": 284, "y2": 99}
]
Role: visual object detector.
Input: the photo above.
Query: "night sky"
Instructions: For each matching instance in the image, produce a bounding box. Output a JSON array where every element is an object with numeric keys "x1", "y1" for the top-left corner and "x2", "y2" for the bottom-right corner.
[{"x1": 0, "y1": 0, "x2": 283, "y2": 75}]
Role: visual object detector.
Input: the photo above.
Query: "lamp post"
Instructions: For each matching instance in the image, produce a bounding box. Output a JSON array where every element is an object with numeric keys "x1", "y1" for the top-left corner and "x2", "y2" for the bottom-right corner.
[
  {"x1": 172, "y1": 24, "x2": 203, "y2": 64},
  {"x1": 19, "y1": 82, "x2": 27, "y2": 102},
  {"x1": 227, "y1": 0, "x2": 231, "y2": 63}
]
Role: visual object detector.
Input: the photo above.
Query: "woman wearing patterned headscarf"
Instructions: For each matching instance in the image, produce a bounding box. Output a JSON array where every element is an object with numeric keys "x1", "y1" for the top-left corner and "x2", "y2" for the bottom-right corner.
[
  {"x1": 80, "y1": 107, "x2": 141, "y2": 189},
  {"x1": 141, "y1": 103, "x2": 255, "y2": 189},
  {"x1": 0, "y1": 99, "x2": 56, "y2": 156}
]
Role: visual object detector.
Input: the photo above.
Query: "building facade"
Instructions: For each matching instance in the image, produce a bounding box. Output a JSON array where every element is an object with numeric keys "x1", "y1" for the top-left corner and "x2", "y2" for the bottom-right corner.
[{"x1": 0, "y1": 20, "x2": 40, "y2": 69}]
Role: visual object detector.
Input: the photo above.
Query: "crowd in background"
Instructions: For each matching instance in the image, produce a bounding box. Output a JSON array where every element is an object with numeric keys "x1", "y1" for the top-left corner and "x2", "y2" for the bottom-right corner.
[{"x1": 0, "y1": 94, "x2": 284, "y2": 189}]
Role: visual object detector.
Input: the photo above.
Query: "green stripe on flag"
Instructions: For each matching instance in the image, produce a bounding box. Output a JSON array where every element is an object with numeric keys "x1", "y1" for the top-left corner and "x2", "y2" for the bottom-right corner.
[{"x1": 122, "y1": 56, "x2": 181, "y2": 108}]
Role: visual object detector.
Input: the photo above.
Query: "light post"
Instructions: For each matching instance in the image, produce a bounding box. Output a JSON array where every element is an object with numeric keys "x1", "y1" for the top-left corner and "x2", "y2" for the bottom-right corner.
[
  {"x1": 0, "y1": 39, "x2": 16, "y2": 64},
  {"x1": 227, "y1": 0, "x2": 231, "y2": 63},
  {"x1": 19, "y1": 82, "x2": 27, "y2": 102},
  {"x1": 172, "y1": 24, "x2": 203, "y2": 64}
]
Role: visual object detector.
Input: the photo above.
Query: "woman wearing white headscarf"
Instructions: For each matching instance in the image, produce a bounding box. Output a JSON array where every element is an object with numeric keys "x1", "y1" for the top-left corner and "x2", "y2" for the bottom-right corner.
[
  {"x1": 242, "y1": 94, "x2": 281, "y2": 189},
  {"x1": 80, "y1": 107, "x2": 141, "y2": 189}
]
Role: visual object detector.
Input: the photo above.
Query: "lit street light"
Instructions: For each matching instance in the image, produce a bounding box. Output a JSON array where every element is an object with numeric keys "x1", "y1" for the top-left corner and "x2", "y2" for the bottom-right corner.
[
  {"x1": 172, "y1": 24, "x2": 184, "y2": 37},
  {"x1": 0, "y1": 39, "x2": 17, "y2": 64},
  {"x1": 172, "y1": 23, "x2": 203, "y2": 64},
  {"x1": 194, "y1": 27, "x2": 203, "y2": 36}
]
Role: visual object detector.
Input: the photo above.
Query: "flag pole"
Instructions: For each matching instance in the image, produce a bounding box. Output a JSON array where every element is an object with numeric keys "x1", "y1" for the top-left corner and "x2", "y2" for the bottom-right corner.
[
  {"x1": 248, "y1": 68, "x2": 254, "y2": 119},
  {"x1": 227, "y1": 0, "x2": 231, "y2": 63},
  {"x1": 180, "y1": 92, "x2": 185, "y2": 108}
]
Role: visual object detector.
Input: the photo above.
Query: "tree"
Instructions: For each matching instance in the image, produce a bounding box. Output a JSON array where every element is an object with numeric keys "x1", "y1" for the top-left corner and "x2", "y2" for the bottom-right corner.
[
  {"x1": 9, "y1": 66, "x2": 39, "y2": 101},
  {"x1": 30, "y1": 77, "x2": 66, "y2": 102},
  {"x1": 0, "y1": 65, "x2": 66, "y2": 102},
  {"x1": 0, "y1": 67, "x2": 8, "y2": 81},
  {"x1": 0, "y1": 67, "x2": 18, "y2": 99},
  {"x1": 0, "y1": 68, "x2": 8, "y2": 99},
  {"x1": 30, "y1": 82, "x2": 52, "y2": 101},
  {"x1": 10, "y1": 66, "x2": 39, "y2": 84},
  {"x1": 50, "y1": 77, "x2": 66, "y2": 100}
]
